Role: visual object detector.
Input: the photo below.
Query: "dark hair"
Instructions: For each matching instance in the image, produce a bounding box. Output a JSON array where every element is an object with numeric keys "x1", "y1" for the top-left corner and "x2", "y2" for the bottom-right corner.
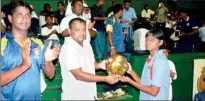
[
  {"x1": 58, "y1": 2, "x2": 65, "y2": 6},
  {"x1": 112, "y1": 0, "x2": 116, "y2": 5},
  {"x1": 43, "y1": 3, "x2": 51, "y2": 10},
  {"x1": 71, "y1": 0, "x2": 83, "y2": 7},
  {"x1": 144, "y1": 4, "x2": 148, "y2": 9},
  {"x1": 97, "y1": 0, "x2": 104, "y2": 3},
  {"x1": 69, "y1": 18, "x2": 86, "y2": 29},
  {"x1": 158, "y1": 0, "x2": 164, "y2": 4},
  {"x1": 11, "y1": 1, "x2": 31, "y2": 15},
  {"x1": 45, "y1": 14, "x2": 53, "y2": 20},
  {"x1": 146, "y1": 29, "x2": 164, "y2": 40},
  {"x1": 124, "y1": 0, "x2": 131, "y2": 4},
  {"x1": 146, "y1": 29, "x2": 165, "y2": 48},
  {"x1": 113, "y1": 4, "x2": 123, "y2": 14}
]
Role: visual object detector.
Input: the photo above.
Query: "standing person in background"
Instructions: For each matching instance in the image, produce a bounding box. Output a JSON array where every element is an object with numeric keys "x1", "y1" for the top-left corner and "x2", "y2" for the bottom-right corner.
[
  {"x1": 156, "y1": 1, "x2": 168, "y2": 30},
  {"x1": 105, "y1": 0, "x2": 116, "y2": 17},
  {"x1": 55, "y1": 2, "x2": 65, "y2": 24},
  {"x1": 120, "y1": 29, "x2": 170, "y2": 100},
  {"x1": 163, "y1": 49, "x2": 177, "y2": 100},
  {"x1": 121, "y1": 0, "x2": 137, "y2": 52},
  {"x1": 91, "y1": 0, "x2": 107, "y2": 60},
  {"x1": 60, "y1": 0, "x2": 96, "y2": 41},
  {"x1": 176, "y1": 9, "x2": 199, "y2": 53}
]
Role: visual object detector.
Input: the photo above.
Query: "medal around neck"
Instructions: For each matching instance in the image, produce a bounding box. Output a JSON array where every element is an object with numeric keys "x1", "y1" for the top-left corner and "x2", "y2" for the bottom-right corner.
[{"x1": 106, "y1": 54, "x2": 129, "y2": 76}]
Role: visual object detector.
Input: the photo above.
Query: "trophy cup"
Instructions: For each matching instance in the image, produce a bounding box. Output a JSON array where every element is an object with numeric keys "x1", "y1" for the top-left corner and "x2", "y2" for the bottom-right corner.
[{"x1": 106, "y1": 54, "x2": 129, "y2": 76}]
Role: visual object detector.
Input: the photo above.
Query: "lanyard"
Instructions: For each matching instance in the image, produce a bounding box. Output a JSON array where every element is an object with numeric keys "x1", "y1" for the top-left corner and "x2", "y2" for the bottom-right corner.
[{"x1": 146, "y1": 57, "x2": 156, "y2": 80}]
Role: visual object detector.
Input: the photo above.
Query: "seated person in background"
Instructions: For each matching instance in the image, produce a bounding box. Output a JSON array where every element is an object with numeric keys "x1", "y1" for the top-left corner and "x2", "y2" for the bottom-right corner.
[
  {"x1": 163, "y1": 49, "x2": 177, "y2": 100},
  {"x1": 141, "y1": 4, "x2": 155, "y2": 21},
  {"x1": 166, "y1": 15, "x2": 177, "y2": 30},
  {"x1": 39, "y1": 3, "x2": 54, "y2": 26},
  {"x1": 30, "y1": 5, "x2": 39, "y2": 37},
  {"x1": 40, "y1": 14, "x2": 61, "y2": 65},
  {"x1": 40, "y1": 14, "x2": 61, "y2": 42},
  {"x1": 55, "y1": 2, "x2": 65, "y2": 24}
]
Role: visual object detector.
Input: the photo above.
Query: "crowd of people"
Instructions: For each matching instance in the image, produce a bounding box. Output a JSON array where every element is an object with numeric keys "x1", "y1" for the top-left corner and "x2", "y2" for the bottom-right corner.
[{"x1": 0, "y1": 0, "x2": 204, "y2": 100}]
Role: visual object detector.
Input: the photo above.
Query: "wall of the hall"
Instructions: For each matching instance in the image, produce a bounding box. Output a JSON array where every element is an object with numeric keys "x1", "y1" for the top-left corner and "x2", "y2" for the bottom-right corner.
[{"x1": 2, "y1": 0, "x2": 205, "y2": 21}]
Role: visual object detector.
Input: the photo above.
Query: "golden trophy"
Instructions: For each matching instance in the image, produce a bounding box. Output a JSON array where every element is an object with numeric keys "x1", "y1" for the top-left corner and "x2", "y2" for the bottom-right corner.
[{"x1": 106, "y1": 54, "x2": 129, "y2": 76}]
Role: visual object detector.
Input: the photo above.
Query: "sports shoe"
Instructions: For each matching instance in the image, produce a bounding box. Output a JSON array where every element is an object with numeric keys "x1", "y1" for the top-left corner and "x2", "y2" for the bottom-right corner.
[{"x1": 103, "y1": 91, "x2": 113, "y2": 99}]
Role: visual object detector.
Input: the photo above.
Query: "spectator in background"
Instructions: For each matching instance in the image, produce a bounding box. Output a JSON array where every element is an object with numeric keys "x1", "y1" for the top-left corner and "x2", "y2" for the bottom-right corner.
[
  {"x1": 1, "y1": 0, "x2": 17, "y2": 30},
  {"x1": 156, "y1": 1, "x2": 168, "y2": 30},
  {"x1": 176, "y1": 9, "x2": 199, "y2": 53},
  {"x1": 105, "y1": 0, "x2": 116, "y2": 17},
  {"x1": 60, "y1": 0, "x2": 96, "y2": 41},
  {"x1": 39, "y1": 3, "x2": 54, "y2": 26},
  {"x1": 91, "y1": 0, "x2": 107, "y2": 60},
  {"x1": 30, "y1": 5, "x2": 39, "y2": 37},
  {"x1": 82, "y1": 3, "x2": 91, "y2": 20},
  {"x1": 55, "y1": 2, "x2": 65, "y2": 24},
  {"x1": 40, "y1": 14, "x2": 61, "y2": 43},
  {"x1": 141, "y1": 4, "x2": 155, "y2": 21},
  {"x1": 121, "y1": 0, "x2": 137, "y2": 52}
]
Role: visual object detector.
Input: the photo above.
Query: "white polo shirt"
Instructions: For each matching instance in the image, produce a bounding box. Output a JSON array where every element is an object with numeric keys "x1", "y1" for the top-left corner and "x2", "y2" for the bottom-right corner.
[
  {"x1": 60, "y1": 13, "x2": 92, "y2": 42},
  {"x1": 59, "y1": 37, "x2": 96, "y2": 100},
  {"x1": 41, "y1": 24, "x2": 61, "y2": 41}
]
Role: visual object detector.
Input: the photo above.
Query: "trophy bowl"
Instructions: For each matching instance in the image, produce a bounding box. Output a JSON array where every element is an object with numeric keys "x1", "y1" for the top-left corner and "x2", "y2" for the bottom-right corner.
[{"x1": 106, "y1": 54, "x2": 129, "y2": 76}]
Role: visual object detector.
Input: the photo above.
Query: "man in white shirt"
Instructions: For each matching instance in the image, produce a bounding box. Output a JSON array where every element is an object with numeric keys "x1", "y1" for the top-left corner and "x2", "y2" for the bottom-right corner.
[
  {"x1": 59, "y1": 18, "x2": 119, "y2": 100},
  {"x1": 141, "y1": 4, "x2": 154, "y2": 20},
  {"x1": 60, "y1": 0, "x2": 96, "y2": 40}
]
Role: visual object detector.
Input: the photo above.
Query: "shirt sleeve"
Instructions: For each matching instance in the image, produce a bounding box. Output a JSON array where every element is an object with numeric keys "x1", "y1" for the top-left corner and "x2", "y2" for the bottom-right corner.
[
  {"x1": 132, "y1": 8, "x2": 137, "y2": 19},
  {"x1": 151, "y1": 57, "x2": 169, "y2": 87},
  {"x1": 106, "y1": 18, "x2": 113, "y2": 33},
  {"x1": 55, "y1": 25, "x2": 61, "y2": 33},
  {"x1": 169, "y1": 60, "x2": 177, "y2": 80},
  {"x1": 91, "y1": 6, "x2": 98, "y2": 17},
  {"x1": 191, "y1": 19, "x2": 199, "y2": 29},
  {"x1": 41, "y1": 27, "x2": 46, "y2": 36},
  {"x1": 60, "y1": 17, "x2": 69, "y2": 33},
  {"x1": 141, "y1": 10, "x2": 145, "y2": 18},
  {"x1": 60, "y1": 47, "x2": 81, "y2": 71},
  {"x1": 150, "y1": 9, "x2": 155, "y2": 15}
]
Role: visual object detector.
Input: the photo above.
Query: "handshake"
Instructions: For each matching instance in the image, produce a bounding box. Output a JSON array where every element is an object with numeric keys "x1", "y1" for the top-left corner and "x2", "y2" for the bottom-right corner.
[{"x1": 97, "y1": 60, "x2": 133, "y2": 85}]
